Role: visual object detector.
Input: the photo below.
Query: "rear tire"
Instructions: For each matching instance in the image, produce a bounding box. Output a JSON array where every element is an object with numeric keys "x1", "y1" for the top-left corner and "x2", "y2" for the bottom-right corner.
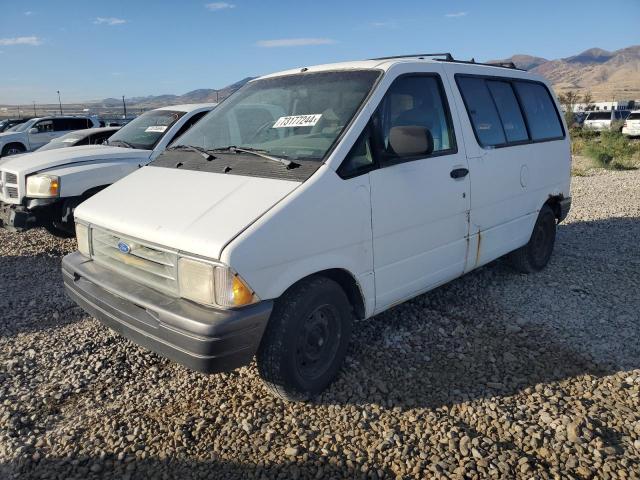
[
  {"x1": 509, "y1": 204, "x2": 556, "y2": 273},
  {"x1": 257, "y1": 276, "x2": 353, "y2": 401}
]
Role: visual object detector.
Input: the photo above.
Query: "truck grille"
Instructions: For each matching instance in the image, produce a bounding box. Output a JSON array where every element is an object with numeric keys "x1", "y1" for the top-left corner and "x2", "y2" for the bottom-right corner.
[
  {"x1": 90, "y1": 227, "x2": 179, "y2": 296},
  {"x1": 1, "y1": 171, "x2": 20, "y2": 201}
]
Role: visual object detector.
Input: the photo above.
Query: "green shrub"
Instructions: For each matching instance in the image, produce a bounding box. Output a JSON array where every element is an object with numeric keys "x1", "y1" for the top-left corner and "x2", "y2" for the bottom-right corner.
[{"x1": 583, "y1": 131, "x2": 639, "y2": 170}]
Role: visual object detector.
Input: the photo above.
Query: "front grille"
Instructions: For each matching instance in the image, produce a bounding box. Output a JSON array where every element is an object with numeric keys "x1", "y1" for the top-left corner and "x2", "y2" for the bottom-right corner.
[
  {"x1": 1, "y1": 170, "x2": 20, "y2": 202},
  {"x1": 90, "y1": 227, "x2": 179, "y2": 296}
]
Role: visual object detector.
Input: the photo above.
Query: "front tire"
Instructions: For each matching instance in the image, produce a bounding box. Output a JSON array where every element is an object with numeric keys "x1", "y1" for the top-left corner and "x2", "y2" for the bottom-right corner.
[
  {"x1": 257, "y1": 276, "x2": 353, "y2": 401},
  {"x1": 509, "y1": 204, "x2": 556, "y2": 273},
  {"x1": 1, "y1": 143, "x2": 26, "y2": 157}
]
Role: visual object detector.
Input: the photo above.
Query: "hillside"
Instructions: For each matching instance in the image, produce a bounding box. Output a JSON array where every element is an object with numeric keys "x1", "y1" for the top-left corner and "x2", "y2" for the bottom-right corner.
[
  {"x1": 490, "y1": 45, "x2": 640, "y2": 100},
  {"x1": 97, "y1": 77, "x2": 256, "y2": 109}
]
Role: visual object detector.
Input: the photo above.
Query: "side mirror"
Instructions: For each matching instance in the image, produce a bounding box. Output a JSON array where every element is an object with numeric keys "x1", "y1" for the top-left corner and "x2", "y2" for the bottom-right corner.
[
  {"x1": 388, "y1": 126, "x2": 434, "y2": 157},
  {"x1": 28, "y1": 128, "x2": 39, "y2": 134}
]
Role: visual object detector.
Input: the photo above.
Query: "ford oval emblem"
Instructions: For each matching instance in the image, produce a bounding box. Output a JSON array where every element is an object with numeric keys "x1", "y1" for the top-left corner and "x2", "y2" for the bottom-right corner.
[{"x1": 117, "y1": 241, "x2": 131, "y2": 254}]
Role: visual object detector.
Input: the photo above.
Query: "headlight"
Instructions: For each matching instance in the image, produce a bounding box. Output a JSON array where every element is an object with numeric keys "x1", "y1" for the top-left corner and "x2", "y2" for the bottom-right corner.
[
  {"x1": 26, "y1": 174, "x2": 60, "y2": 198},
  {"x1": 178, "y1": 256, "x2": 257, "y2": 308},
  {"x1": 75, "y1": 223, "x2": 90, "y2": 257}
]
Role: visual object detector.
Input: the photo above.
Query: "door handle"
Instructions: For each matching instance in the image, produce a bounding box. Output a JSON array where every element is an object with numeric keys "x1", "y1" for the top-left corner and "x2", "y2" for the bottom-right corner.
[{"x1": 450, "y1": 168, "x2": 469, "y2": 179}]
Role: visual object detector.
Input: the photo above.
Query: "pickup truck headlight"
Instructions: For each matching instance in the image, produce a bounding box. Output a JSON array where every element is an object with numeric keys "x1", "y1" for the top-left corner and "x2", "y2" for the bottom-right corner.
[
  {"x1": 178, "y1": 257, "x2": 257, "y2": 308},
  {"x1": 26, "y1": 174, "x2": 60, "y2": 198},
  {"x1": 75, "y1": 223, "x2": 91, "y2": 257}
]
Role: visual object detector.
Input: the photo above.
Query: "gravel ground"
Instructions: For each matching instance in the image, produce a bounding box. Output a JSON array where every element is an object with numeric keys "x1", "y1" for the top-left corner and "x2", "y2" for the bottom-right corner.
[{"x1": 1, "y1": 168, "x2": 639, "y2": 479}]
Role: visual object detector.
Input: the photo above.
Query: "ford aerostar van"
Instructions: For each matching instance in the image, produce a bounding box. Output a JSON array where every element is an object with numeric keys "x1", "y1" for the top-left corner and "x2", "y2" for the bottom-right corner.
[{"x1": 62, "y1": 54, "x2": 571, "y2": 401}]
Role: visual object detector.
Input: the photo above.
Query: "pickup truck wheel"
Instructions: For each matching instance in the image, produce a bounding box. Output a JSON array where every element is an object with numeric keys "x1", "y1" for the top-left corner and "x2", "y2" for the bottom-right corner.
[
  {"x1": 2, "y1": 143, "x2": 25, "y2": 157},
  {"x1": 256, "y1": 276, "x2": 353, "y2": 401},
  {"x1": 509, "y1": 204, "x2": 556, "y2": 273},
  {"x1": 45, "y1": 221, "x2": 74, "y2": 238}
]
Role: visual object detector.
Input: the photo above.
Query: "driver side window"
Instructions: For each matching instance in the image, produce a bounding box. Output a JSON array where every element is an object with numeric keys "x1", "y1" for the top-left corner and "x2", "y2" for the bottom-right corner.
[
  {"x1": 379, "y1": 75, "x2": 455, "y2": 159},
  {"x1": 34, "y1": 120, "x2": 54, "y2": 133},
  {"x1": 338, "y1": 74, "x2": 456, "y2": 178}
]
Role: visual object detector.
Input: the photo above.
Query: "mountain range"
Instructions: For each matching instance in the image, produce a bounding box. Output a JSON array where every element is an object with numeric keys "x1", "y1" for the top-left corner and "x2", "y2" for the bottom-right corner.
[
  {"x1": 98, "y1": 77, "x2": 257, "y2": 109},
  {"x1": 489, "y1": 45, "x2": 640, "y2": 100},
  {"x1": 96, "y1": 45, "x2": 640, "y2": 109}
]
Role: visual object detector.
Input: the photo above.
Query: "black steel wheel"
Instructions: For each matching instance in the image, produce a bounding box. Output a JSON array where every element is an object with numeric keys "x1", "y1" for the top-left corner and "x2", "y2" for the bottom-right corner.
[{"x1": 257, "y1": 276, "x2": 353, "y2": 401}]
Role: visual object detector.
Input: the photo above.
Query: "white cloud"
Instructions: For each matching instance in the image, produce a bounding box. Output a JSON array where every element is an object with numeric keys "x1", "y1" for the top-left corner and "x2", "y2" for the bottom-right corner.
[
  {"x1": 24, "y1": 11, "x2": 33, "y2": 16},
  {"x1": 93, "y1": 17, "x2": 128, "y2": 26},
  {"x1": 256, "y1": 38, "x2": 336, "y2": 48},
  {"x1": 370, "y1": 21, "x2": 397, "y2": 28},
  {"x1": 0, "y1": 36, "x2": 42, "y2": 46},
  {"x1": 205, "y1": 2, "x2": 235, "y2": 11},
  {"x1": 445, "y1": 12, "x2": 468, "y2": 18}
]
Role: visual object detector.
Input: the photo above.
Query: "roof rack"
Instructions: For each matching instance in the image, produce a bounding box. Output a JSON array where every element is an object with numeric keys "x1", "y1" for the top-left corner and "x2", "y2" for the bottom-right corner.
[
  {"x1": 485, "y1": 61, "x2": 519, "y2": 69},
  {"x1": 371, "y1": 53, "x2": 454, "y2": 61},
  {"x1": 370, "y1": 53, "x2": 524, "y2": 70}
]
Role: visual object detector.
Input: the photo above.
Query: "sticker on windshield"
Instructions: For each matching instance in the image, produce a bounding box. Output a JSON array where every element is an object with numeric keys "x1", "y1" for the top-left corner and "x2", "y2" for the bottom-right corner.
[
  {"x1": 62, "y1": 138, "x2": 79, "y2": 143},
  {"x1": 145, "y1": 125, "x2": 168, "y2": 133},
  {"x1": 272, "y1": 114, "x2": 322, "y2": 128}
]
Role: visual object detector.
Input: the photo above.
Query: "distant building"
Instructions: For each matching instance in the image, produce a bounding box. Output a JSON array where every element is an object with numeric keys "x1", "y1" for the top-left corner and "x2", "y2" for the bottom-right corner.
[{"x1": 572, "y1": 100, "x2": 636, "y2": 112}]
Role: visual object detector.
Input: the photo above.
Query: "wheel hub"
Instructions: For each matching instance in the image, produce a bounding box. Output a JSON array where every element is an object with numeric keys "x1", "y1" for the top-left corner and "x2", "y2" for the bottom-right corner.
[{"x1": 295, "y1": 304, "x2": 340, "y2": 380}]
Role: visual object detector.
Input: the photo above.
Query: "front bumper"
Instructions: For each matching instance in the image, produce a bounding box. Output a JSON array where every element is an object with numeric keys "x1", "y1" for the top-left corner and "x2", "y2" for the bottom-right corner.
[
  {"x1": 0, "y1": 202, "x2": 37, "y2": 231},
  {"x1": 0, "y1": 199, "x2": 57, "y2": 231},
  {"x1": 62, "y1": 252, "x2": 273, "y2": 374}
]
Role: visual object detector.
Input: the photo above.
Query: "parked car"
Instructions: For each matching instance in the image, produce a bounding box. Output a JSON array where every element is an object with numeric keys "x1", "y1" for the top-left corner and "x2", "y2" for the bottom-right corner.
[
  {"x1": 0, "y1": 104, "x2": 215, "y2": 235},
  {"x1": 0, "y1": 116, "x2": 99, "y2": 157},
  {"x1": 36, "y1": 127, "x2": 120, "y2": 152},
  {"x1": 0, "y1": 118, "x2": 33, "y2": 133},
  {"x1": 622, "y1": 110, "x2": 640, "y2": 137},
  {"x1": 583, "y1": 110, "x2": 629, "y2": 131},
  {"x1": 61, "y1": 55, "x2": 571, "y2": 401}
]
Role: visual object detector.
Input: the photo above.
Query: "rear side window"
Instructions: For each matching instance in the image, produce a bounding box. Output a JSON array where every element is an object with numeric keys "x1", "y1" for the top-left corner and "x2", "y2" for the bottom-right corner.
[
  {"x1": 628, "y1": 112, "x2": 640, "y2": 120},
  {"x1": 513, "y1": 82, "x2": 563, "y2": 141},
  {"x1": 456, "y1": 77, "x2": 506, "y2": 146},
  {"x1": 486, "y1": 80, "x2": 528, "y2": 143}
]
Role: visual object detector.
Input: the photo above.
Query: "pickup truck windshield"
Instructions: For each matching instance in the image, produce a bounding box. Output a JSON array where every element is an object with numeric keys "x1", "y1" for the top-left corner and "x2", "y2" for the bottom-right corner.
[
  {"x1": 172, "y1": 70, "x2": 381, "y2": 162},
  {"x1": 108, "y1": 110, "x2": 184, "y2": 150}
]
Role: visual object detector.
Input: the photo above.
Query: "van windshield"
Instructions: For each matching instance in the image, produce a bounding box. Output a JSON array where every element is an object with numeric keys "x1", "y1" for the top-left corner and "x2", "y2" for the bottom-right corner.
[
  {"x1": 172, "y1": 70, "x2": 381, "y2": 162},
  {"x1": 108, "y1": 110, "x2": 184, "y2": 150}
]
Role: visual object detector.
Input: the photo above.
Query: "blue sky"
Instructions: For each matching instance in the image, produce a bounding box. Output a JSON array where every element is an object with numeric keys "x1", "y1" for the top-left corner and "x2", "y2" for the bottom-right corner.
[{"x1": 0, "y1": 0, "x2": 638, "y2": 104}]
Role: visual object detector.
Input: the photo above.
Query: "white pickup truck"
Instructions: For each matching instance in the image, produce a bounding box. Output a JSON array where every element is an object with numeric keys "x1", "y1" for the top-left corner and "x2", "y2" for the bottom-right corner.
[{"x1": 0, "y1": 104, "x2": 214, "y2": 235}]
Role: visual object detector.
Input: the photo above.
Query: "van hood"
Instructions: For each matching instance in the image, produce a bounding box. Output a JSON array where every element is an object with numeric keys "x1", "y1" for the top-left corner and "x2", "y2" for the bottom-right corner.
[
  {"x1": 75, "y1": 166, "x2": 301, "y2": 260},
  {"x1": 0, "y1": 144, "x2": 151, "y2": 176}
]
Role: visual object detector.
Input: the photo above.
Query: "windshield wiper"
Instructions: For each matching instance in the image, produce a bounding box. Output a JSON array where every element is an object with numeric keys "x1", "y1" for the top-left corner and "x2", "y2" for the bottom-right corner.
[
  {"x1": 210, "y1": 146, "x2": 300, "y2": 169},
  {"x1": 167, "y1": 144, "x2": 217, "y2": 160},
  {"x1": 109, "y1": 139, "x2": 135, "y2": 149}
]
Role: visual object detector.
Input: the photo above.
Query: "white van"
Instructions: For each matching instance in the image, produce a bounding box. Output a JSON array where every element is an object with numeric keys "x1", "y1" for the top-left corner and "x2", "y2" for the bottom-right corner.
[
  {"x1": 622, "y1": 110, "x2": 640, "y2": 136},
  {"x1": 583, "y1": 109, "x2": 628, "y2": 131},
  {"x1": 62, "y1": 55, "x2": 571, "y2": 401},
  {"x1": 0, "y1": 104, "x2": 214, "y2": 235}
]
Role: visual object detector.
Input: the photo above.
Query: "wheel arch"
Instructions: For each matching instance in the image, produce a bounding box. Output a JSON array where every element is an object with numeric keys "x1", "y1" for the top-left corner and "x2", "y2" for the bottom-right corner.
[
  {"x1": 280, "y1": 268, "x2": 367, "y2": 320},
  {"x1": 1, "y1": 142, "x2": 27, "y2": 155}
]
